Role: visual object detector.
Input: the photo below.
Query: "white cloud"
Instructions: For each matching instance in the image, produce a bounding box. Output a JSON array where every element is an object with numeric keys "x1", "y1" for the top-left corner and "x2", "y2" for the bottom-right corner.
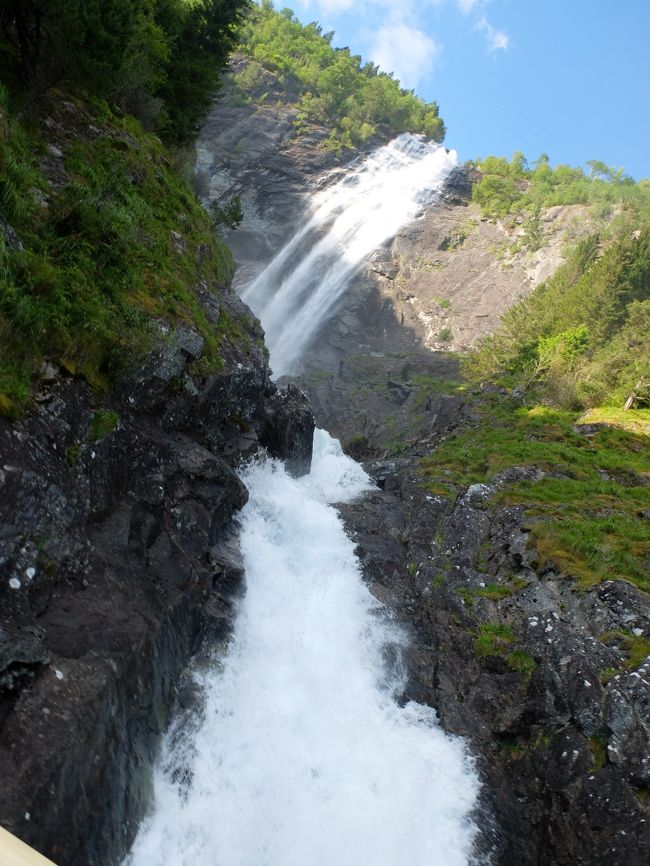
[
  {"x1": 369, "y1": 22, "x2": 440, "y2": 89},
  {"x1": 477, "y1": 16, "x2": 509, "y2": 52},
  {"x1": 457, "y1": 0, "x2": 481, "y2": 14}
]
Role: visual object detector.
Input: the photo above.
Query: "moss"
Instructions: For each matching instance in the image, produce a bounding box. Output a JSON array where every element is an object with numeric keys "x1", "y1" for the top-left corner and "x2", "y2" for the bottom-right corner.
[
  {"x1": 65, "y1": 444, "x2": 82, "y2": 467},
  {"x1": 588, "y1": 735, "x2": 608, "y2": 771},
  {"x1": 507, "y1": 650, "x2": 537, "y2": 674},
  {"x1": 88, "y1": 410, "x2": 120, "y2": 441}
]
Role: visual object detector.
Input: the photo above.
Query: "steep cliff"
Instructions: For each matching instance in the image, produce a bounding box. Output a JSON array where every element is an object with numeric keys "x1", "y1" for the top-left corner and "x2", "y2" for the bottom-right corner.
[{"x1": 0, "y1": 93, "x2": 314, "y2": 865}]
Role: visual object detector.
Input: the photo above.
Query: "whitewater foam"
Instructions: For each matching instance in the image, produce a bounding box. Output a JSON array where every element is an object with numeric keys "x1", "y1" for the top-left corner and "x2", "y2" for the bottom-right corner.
[{"x1": 125, "y1": 430, "x2": 479, "y2": 866}]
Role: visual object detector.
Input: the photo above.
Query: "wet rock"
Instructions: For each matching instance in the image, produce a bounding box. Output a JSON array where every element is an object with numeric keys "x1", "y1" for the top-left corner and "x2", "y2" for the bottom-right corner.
[
  {"x1": 260, "y1": 383, "x2": 315, "y2": 476},
  {"x1": 0, "y1": 279, "x2": 315, "y2": 865}
]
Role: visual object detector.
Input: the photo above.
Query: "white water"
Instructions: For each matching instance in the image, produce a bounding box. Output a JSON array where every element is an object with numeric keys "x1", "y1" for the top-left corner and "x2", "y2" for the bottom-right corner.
[
  {"x1": 241, "y1": 133, "x2": 458, "y2": 377},
  {"x1": 125, "y1": 432, "x2": 480, "y2": 866},
  {"x1": 125, "y1": 134, "x2": 480, "y2": 866}
]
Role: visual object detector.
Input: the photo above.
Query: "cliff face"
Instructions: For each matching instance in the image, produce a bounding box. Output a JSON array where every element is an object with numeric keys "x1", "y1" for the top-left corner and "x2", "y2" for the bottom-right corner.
[
  {"x1": 0, "y1": 289, "x2": 314, "y2": 866},
  {"x1": 0, "y1": 89, "x2": 315, "y2": 865},
  {"x1": 196, "y1": 58, "x2": 591, "y2": 392}
]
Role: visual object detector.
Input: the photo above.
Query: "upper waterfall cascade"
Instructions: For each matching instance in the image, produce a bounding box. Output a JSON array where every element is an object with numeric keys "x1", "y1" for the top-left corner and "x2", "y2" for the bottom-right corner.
[
  {"x1": 241, "y1": 133, "x2": 458, "y2": 377},
  {"x1": 124, "y1": 135, "x2": 479, "y2": 866}
]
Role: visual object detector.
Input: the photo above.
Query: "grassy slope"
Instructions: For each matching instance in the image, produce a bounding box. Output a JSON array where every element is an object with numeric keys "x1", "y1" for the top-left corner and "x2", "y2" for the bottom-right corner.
[
  {"x1": 0, "y1": 88, "x2": 237, "y2": 417},
  {"x1": 420, "y1": 388, "x2": 649, "y2": 592}
]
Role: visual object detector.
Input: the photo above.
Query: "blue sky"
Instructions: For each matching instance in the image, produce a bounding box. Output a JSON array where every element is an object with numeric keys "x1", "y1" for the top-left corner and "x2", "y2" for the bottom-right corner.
[{"x1": 288, "y1": 0, "x2": 650, "y2": 179}]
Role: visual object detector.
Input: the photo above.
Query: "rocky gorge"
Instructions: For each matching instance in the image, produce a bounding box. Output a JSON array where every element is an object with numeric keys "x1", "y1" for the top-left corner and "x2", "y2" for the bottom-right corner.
[
  {"x1": 0, "y1": 47, "x2": 648, "y2": 866},
  {"x1": 196, "y1": 56, "x2": 650, "y2": 866}
]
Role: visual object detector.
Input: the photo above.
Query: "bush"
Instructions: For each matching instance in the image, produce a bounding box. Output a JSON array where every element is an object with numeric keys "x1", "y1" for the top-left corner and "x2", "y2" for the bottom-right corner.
[{"x1": 463, "y1": 229, "x2": 650, "y2": 410}]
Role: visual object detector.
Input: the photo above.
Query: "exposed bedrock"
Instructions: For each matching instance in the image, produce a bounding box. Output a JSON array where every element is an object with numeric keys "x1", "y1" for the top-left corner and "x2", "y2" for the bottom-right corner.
[
  {"x1": 0, "y1": 287, "x2": 313, "y2": 866},
  {"x1": 337, "y1": 423, "x2": 650, "y2": 866}
]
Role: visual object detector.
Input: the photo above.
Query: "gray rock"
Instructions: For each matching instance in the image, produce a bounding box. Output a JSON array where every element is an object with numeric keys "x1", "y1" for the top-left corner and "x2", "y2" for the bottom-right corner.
[{"x1": 260, "y1": 383, "x2": 315, "y2": 477}]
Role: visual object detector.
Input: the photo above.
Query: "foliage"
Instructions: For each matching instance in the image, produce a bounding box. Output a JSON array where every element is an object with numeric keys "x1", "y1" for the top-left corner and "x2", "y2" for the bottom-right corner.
[
  {"x1": 420, "y1": 393, "x2": 650, "y2": 592},
  {"x1": 233, "y1": 1, "x2": 445, "y2": 152},
  {"x1": 472, "y1": 151, "x2": 650, "y2": 223},
  {"x1": 0, "y1": 97, "x2": 235, "y2": 416},
  {"x1": 88, "y1": 409, "x2": 120, "y2": 441},
  {"x1": 464, "y1": 230, "x2": 650, "y2": 409},
  {"x1": 0, "y1": 0, "x2": 250, "y2": 144},
  {"x1": 211, "y1": 194, "x2": 244, "y2": 230}
]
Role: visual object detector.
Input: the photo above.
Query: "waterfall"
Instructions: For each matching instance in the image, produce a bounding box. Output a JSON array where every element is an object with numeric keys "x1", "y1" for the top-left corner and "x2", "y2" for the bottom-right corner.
[
  {"x1": 125, "y1": 433, "x2": 480, "y2": 866},
  {"x1": 124, "y1": 134, "x2": 480, "y2": 866},
  {"x1": 241, "y1": 134, "x2": 458, "y2": 377}
]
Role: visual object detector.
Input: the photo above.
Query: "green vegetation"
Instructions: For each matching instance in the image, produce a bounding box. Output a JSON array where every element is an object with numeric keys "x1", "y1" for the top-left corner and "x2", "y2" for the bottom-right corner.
[
  {"x1": 507, "y1": 650, "x2": 537, "y2": 674},
  {"x1": 0, "y1": 0, "x2": 250, "y2": 144},
  {"x1": 88, "y1": 410, "x2": 120, "y2": 441},
  {"x1": 600, "y1": 630, "x2": 650, "y2": 670},
  {"x1": 0, "y1": 89, "x2": 235, "y2": 416},
  {"x1": 588, "y1": 735, "x2": 608, "y2": 771},
  {"x1": 0, "y1": 0, "x2": 256, "y2": 416},
  {"x1": 474, "y1": 625, "x2": 536, "y2": 674},
  {"x1": 233, "y1": 1, "x2": 445, "y2": 152},
  {"x1": 475, "y1": 583, "x2": 514, "y2": 601},
  {"x1": 472, "y1": 151, "x2": 650, "y2": 222},
  {"x1": 475, "y1": 623, "x2": 515, "y2": 658},
  {"x1": 464, "y1": 230, "x2": 650, "y2": 411},
  {"x1": 420, "y1": 391, "x2": 650, "y2": 591},
  {"x1": 211, "y1": 194, "x2": 244, "y2": 230}
]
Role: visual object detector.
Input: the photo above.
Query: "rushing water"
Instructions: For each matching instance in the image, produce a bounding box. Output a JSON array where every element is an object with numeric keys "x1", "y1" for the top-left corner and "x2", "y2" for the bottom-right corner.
[
  {"x1": 125, "y1": 433, "x2": 479, "y2": 866},
  {"x1": 125, "y1": 134, "x2": 480, "y2": 866},
  {"x1": 241, "y1": 134, "x2": 458, "y2": 377}
]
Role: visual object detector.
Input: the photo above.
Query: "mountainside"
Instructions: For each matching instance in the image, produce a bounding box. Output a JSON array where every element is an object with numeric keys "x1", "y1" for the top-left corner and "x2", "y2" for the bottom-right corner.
[{"x1": 0, "y1": 3, "x2": 648, "y2": 865}]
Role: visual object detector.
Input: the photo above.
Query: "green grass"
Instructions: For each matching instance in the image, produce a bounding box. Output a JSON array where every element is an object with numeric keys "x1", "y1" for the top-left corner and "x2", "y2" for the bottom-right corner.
[
  {"x1": 420, "y1": 393, "x2": 650, "y2": 591},
  {"x1": 0, "y1": 96, "x2": 235, "y2": 416},
  {"x1": 600, "y1": 630, "x2": 650, "y2": 670},
  {"x1": 475, "y1": 583, "x2": 514, "y2": 600},
  {"x1": 475, "y1": 623, "x2": 516, "y2": 658},
  {"x1": 507, "y1": 650, "x2": 537, "y2": 674}
]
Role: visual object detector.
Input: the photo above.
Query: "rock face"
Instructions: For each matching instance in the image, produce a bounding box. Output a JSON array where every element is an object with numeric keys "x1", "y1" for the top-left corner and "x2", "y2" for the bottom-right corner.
[
  {"x1": 195, "y1": 54, "x2": 348, "y2": 289},
  {"x1": 336, "y1": 411, "x2": 650, "y2": 866},
  {"x1": 0, "y1": 286, "x2": 313, "y2": 866},
  {"x1": 199, "y1": 62, "x2": 596, "y2": 362},
  {"x1": 261, "y1": 383, "x2": 315, "y2": 477}
]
